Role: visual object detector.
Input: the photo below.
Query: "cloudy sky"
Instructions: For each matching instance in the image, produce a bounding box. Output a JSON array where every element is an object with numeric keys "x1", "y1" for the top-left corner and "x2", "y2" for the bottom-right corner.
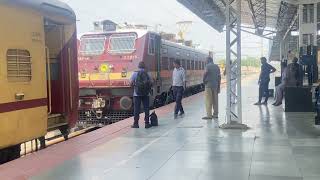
[{"x1": 61, "y1": 0, "x2": 269, "y2": 59}]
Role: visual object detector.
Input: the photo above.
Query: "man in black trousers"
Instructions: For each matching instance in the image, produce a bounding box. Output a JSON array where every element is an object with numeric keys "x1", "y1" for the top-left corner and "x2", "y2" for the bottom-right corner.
[
  {"x1": 254, "y1": 57, "x2": 276, "y2": 105},
  {"x1": 172, "y1": 60, "x2": 186, "y2": 119}
]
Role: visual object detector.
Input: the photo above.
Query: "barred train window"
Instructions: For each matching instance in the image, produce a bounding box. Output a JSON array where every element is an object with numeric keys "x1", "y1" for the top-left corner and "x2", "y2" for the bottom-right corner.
[
  {"x1": 7, "y1": 49, "x2": 32, "y2": 82},
  {"x1": 109, "y1": 33, "x2": 136, "y2": 54}
]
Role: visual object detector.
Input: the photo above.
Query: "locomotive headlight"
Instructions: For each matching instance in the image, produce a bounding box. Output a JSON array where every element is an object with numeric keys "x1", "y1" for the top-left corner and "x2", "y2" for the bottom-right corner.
[{"x1": 100, "y1": 64, "x2": 109, "y2": 73}]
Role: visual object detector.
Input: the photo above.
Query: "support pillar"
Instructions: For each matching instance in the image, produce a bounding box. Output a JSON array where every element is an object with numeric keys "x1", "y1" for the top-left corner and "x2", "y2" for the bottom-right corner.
[{"x1": 220, "y1": 0, "x2": 248, "y2": 129}]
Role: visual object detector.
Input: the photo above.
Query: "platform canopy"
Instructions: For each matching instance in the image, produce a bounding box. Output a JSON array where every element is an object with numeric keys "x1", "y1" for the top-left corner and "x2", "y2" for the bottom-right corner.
[{"x1": 177, "y1": 0, "x2": 300, "y2": 61}]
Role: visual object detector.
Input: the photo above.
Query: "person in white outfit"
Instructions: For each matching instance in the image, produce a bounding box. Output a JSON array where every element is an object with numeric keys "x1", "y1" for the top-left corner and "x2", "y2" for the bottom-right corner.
[{"x1": 273, "y1": 62, "x2": 287, "y2": 106}]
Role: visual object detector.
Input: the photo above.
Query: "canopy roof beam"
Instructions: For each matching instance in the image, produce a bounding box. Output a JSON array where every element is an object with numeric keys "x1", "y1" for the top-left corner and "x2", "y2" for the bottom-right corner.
[{"x1": 248, "y1": 0, "x2": 267, "y2": 35}]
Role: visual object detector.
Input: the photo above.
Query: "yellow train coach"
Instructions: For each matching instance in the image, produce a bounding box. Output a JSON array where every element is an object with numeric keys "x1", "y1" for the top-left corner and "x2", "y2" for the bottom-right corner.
[{"x1": 0, "y1": 0, "x2": 79, "y2": 163}]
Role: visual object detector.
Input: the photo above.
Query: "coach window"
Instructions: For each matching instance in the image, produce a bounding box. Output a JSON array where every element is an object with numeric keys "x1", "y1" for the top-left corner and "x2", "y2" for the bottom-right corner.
[
  {"x1": 186, "y1": 60, "x2": 190, "y2": 70},
  {"x1": 191, "y1": 61, "x2": 194, "y2": 70},
  {"x1": 148, "y1": 34, "x2": 156, "y2": 55},
  {"x1": 162, "y1": 57, "x2": 169, "y2": 70},
  {"x1": 7, "y1": 49, "x2": 32, "y2": 82},
  {"x1": 169, "y1": 58, "x2": 174, "y2": 70},
  {"x1": 182, "y1": 59, "x2": 186, "y2": 69}
]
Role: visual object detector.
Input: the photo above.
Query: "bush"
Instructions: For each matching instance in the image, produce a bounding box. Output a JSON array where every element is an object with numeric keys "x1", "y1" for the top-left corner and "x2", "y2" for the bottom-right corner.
[{"x1": 217, "y1": 57, "x2": 260, "y2": 68}]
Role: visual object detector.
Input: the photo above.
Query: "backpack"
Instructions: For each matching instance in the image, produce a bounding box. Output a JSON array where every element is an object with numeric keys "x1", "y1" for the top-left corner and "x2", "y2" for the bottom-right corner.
[
  {"x1": 134, "y1": 71, "x2": 152, "y2": 96},
  {"x1": 150, "y1": 111, "x2": 158, "y2": 126}
]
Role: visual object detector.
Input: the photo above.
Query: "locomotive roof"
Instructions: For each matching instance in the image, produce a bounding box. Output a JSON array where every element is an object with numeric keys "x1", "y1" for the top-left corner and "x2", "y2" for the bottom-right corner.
[
  {"x1": 1, "y1": 0, "x2": 76, "y2": 23},
  {"x1": 80, "y1": 30, "x2": 208, "y2": 55},
  {"x1": 162, "y1": 39, "x2": 208, "y2": 56},
  {"x1": 79, "y1": 29, "x2": 149, "y2": 39}
]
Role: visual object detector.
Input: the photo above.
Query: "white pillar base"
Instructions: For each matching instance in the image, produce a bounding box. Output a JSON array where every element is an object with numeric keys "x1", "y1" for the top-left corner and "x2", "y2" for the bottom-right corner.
[{"x1": 219, "y1": 121, "x2": 249, "y2": 130}]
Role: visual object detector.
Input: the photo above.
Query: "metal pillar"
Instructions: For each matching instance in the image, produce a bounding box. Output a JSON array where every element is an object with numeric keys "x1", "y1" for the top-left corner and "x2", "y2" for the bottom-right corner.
[{"x1": 220, "y1": 0, "x2": 248, "y2": 129}]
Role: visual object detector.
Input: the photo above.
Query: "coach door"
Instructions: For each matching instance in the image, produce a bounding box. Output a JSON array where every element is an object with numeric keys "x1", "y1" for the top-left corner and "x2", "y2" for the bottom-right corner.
[{"x1": 44, "y1": 22, "x2": 68, "y2": 130}]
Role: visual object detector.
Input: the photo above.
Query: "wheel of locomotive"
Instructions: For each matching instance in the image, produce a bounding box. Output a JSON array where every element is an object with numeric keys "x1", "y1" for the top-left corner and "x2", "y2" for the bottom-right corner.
[
  {"x1": 153, "y1": 95, "x2": 161, "y2": 108},
  {"x1": 166, "y1": 90, "x2": 174, "y2": 104},
  {"x1": 39, "y1": 136, "x2": 46, "y2": 149}
]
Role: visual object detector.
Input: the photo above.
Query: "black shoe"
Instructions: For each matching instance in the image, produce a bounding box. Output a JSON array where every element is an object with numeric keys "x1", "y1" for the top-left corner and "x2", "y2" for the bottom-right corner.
[
  {"x1": 145, "y1": 123, "x2": 152, "y2": 129},
  {"x1": 179, "y1": 112, "x2": 185, "y2": 116},
  {"x1": 174, "y1": 114, "x2": 178, "y2": 119},
  {"x1": 131, "y1": 124, "x2": 139, "y2": 128},
  {"x1": 262, "y1": 101, "x2": 268, "y2": 105}
]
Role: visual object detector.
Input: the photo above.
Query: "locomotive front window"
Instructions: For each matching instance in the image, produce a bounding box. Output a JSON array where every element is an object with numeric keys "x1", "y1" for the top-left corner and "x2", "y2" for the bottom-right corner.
[
  {"x1": 108, "y1": 33, "x2": 136, "y2": 54},
  {"x1": 80, "y1": 36, "x2": 106, "y2": 56}
]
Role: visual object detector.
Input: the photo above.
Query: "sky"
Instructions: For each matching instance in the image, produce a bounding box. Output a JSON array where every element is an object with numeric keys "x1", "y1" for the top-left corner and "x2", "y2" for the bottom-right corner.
[{"x1": 61, "y1": 0, "x2": 269, "y2": 59}]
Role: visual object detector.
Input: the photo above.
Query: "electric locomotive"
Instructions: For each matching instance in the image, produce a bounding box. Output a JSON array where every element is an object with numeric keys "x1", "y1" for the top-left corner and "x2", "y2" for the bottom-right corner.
[{"x1": 78, "y1": 20, "x2": 208, "y2": 124}]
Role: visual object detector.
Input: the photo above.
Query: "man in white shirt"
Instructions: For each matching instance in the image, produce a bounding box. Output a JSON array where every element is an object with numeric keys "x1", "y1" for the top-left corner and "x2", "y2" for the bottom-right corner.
[{"x1": 172, "y1": 60, "x2": 186, "y2": 119}]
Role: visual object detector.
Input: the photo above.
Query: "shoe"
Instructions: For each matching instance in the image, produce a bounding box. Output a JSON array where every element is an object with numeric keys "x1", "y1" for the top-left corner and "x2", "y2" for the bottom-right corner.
[
  {"x1": 174, "y1": 114, "x2": 178, "y2": 119},
  {"x1": 254, "y1": 102, "x2": 262, "y2": 105},
  {"x1": 212, "y1": 114, "x2": 218, "y2": 119},
  {"x1": 262, "y1": 101, "x2": 268, "y2": 105},
  {"x1": 202, "y1": 116, "x2": 213, "y2": 120},
  {"x1": 273, "y1": 103, "x2": 282, "y2": 106},
  {"x1": 179, "y1": 112, "x2": 185, "y2": 116},
  {"x1": 131, "y1": 124, "x2": 139, "y2": 128},
  {"x1": 145, "y1": 123, "x2": 152, "y2": 129}
]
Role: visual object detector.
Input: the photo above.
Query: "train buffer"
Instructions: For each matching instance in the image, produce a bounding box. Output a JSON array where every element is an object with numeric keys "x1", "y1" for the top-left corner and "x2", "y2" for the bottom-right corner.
[{"x1": 0, "y1": 79, "x2": 320, "y2": 180}]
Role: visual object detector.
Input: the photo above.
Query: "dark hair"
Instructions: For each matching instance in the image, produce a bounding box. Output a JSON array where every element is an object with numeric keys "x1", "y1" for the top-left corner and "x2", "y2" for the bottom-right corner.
[
  {"x1": 138, "y1": 61, "x2": 145, "y2": 69},
  {"x1": 260, "y1": 57, "x2": 267, "y2": 62},
  {"x1": 173, "y1": 59, "x2": 181, "y2": 66},
  {"x1": 207, "y1": 57, "x2": 213, "y2": 63},
  {"x1": 292, "y1": 57, "x2": 298, "y2": 63}
]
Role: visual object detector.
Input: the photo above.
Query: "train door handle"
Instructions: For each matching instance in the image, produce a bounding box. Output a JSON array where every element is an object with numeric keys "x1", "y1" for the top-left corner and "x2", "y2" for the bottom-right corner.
[{"x1": 15, "y1": 93, "x2": 25, "y2": 101}]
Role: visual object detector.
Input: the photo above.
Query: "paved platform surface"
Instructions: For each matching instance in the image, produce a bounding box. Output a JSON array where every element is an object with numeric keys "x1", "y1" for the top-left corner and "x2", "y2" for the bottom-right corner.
[{"x1": 1, "y1": 77, "x2": 320, "y2": 180}]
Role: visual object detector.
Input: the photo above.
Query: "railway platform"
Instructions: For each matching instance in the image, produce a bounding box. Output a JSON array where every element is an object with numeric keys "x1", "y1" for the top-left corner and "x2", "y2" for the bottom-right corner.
[{"x1": 1, "y1": 77, "x2": 320, "y2": 180}]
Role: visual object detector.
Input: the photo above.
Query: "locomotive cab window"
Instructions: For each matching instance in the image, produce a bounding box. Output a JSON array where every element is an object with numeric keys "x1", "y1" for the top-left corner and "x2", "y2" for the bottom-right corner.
[
  {"x1": 80, "y1": 36, "x2": 106, "y2": 56},
  {"x1": 7, "y1": 49, "x2": 32, "y2": 82},
  {"x1": 108, "y1": 33, "x2": 137, "y2": 54},
  {"x1": 148, "y1": 34, "x2": 156, "y2": 55}
]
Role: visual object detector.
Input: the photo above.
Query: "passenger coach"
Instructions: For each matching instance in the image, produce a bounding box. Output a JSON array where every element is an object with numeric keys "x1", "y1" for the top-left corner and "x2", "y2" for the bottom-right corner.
[{"x1": 0, "y1": 0, "x2": 78, "y2": 163}]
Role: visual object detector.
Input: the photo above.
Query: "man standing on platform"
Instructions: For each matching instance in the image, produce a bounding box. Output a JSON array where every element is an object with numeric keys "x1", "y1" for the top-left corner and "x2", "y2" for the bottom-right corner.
[
  {"x1": 254, "y1": 57, "x2": 276, "y2": 105},
  {"x1": 130, "y1": 62, "x2": 153, "y2": 129},
  {"x1": 172, "y1": 60, "x2": 186, "y2": 119},
  {"x1": 202, "y1": 57, "x2": 221, "y2": 120}
]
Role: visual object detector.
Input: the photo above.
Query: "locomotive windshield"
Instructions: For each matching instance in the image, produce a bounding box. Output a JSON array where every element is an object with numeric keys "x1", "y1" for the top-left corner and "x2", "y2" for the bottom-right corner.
[
  {"x1": 80, "y1": 36, "x2": 106, "y2": 56},
  {"x1": 108, "y1": 33, "x2": 136, "y2": 54}
]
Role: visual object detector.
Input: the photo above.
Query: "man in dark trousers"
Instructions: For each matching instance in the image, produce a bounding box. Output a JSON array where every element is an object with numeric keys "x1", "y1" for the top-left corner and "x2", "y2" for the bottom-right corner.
[
  {"x1": 172, "y1": 60, "x2": 186, "y2": 119},
  {"x1": 254, "y1": 57, "x2": 276, "y2": 105},
  {"x1": 130, "y1": 62, "x2": 153, "y2": 128}
]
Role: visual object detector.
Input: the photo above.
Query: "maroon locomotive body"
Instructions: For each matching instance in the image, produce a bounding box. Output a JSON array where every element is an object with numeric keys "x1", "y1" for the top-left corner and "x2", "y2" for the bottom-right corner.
[{"x1": 78, "y1": 24, "x2": 208, "y2": 124}]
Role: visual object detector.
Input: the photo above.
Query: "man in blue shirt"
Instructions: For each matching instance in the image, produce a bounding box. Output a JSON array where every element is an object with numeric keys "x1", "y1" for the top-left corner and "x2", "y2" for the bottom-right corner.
[
  {"x1": 254, "y1": 57, "x2": 276, "y2": 105},
  {"x1": 130, "y1": 62, "x2": 153, "y2": 128}
]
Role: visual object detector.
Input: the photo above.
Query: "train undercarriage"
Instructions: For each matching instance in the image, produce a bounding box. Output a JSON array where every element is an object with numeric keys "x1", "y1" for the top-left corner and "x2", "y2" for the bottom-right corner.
[{"x1": 78, "y1": 84, "x2": 205, "y2": 125}]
